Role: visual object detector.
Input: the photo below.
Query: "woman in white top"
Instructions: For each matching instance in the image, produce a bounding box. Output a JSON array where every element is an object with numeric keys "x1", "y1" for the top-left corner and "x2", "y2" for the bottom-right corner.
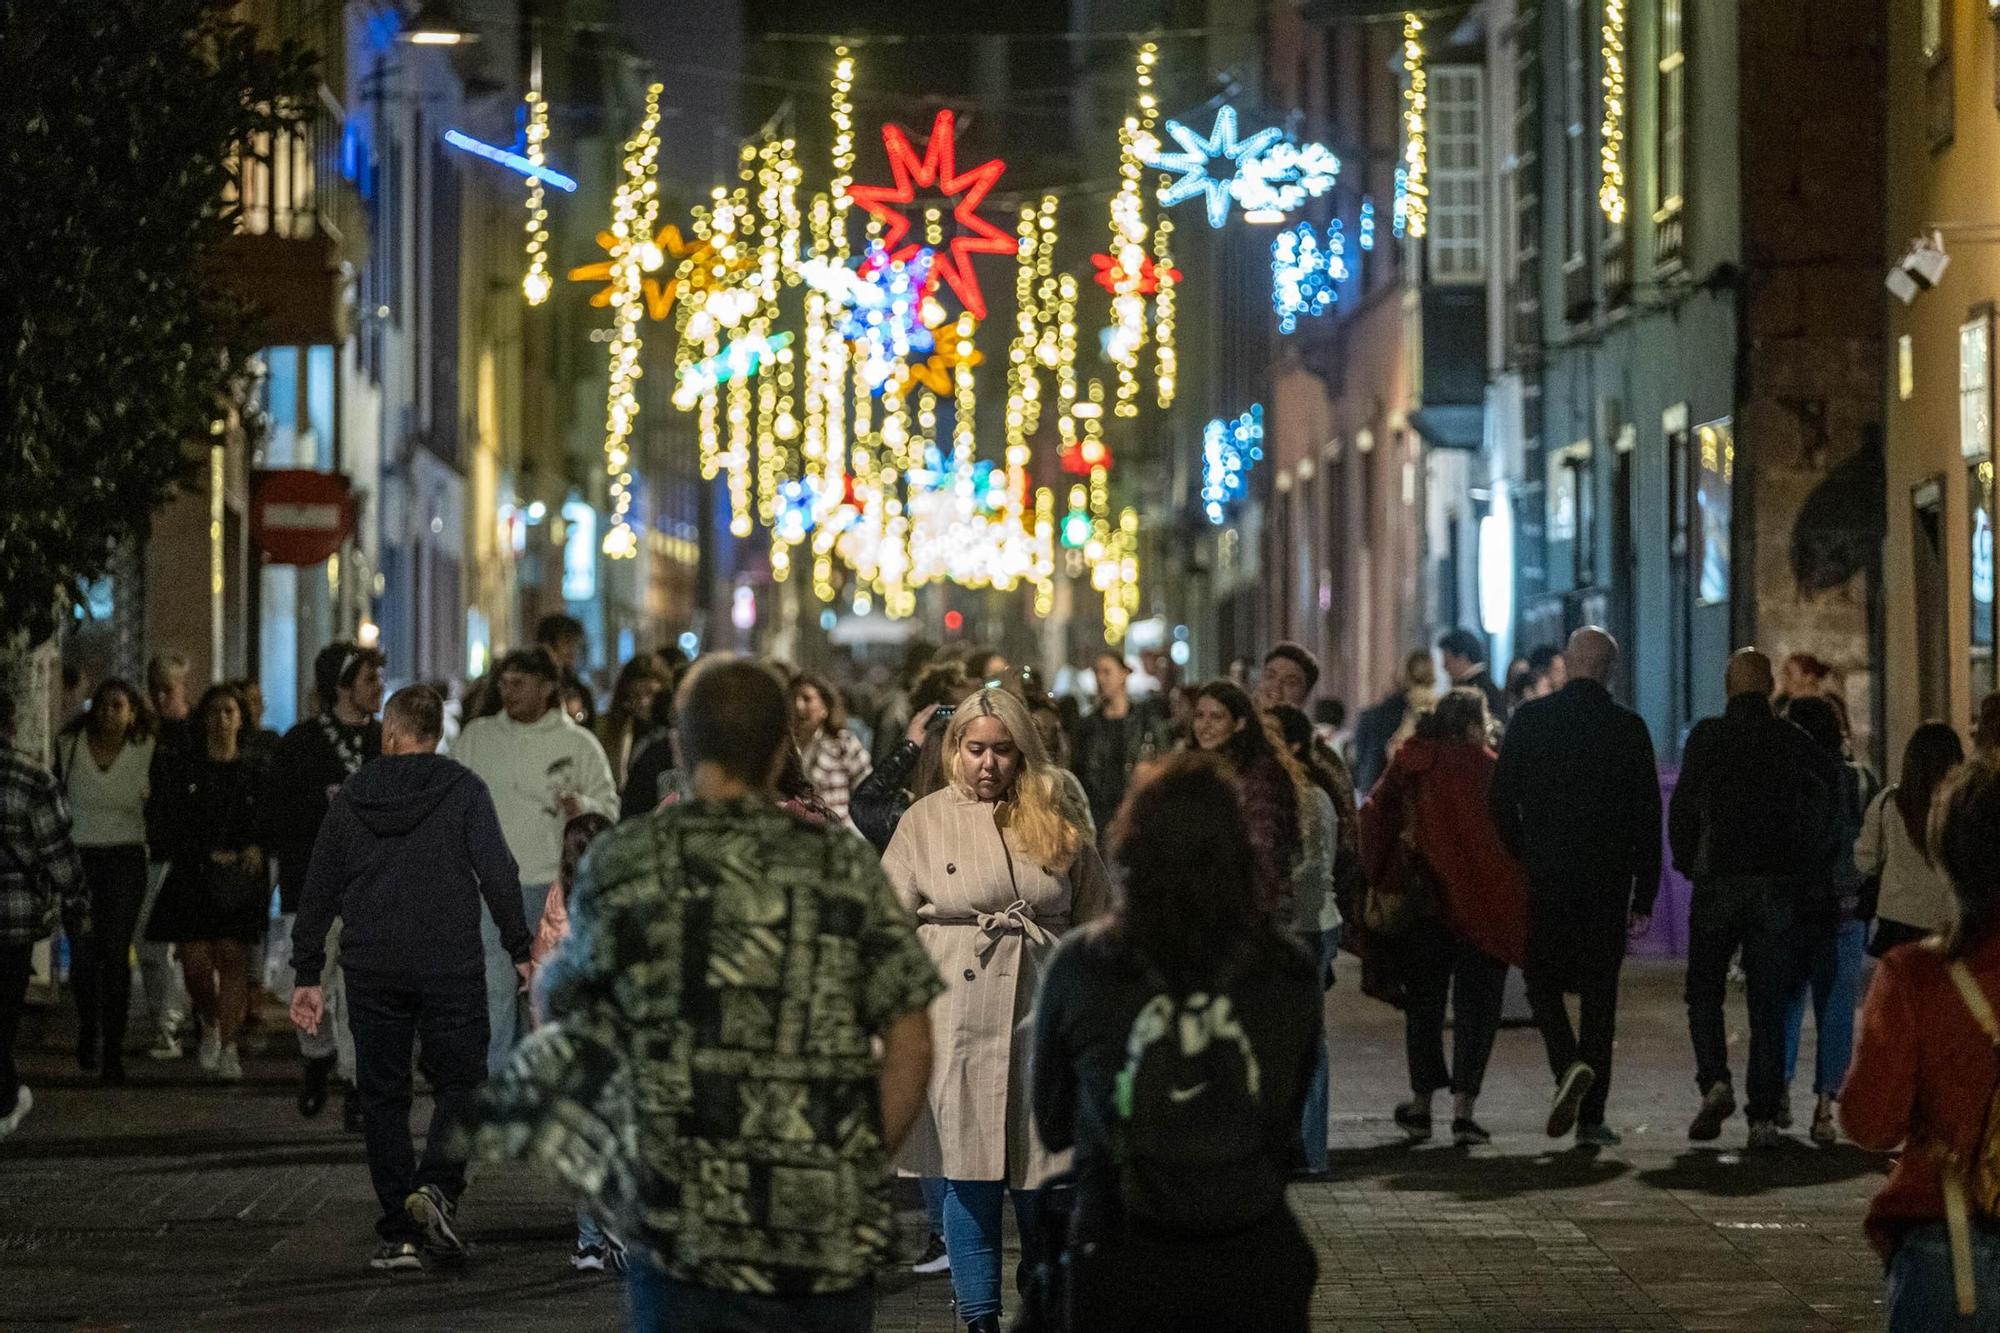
[
  {"x1": 56, "y1": 679, "x2": 156, "y2": 1083},
  {"x1": 1857, "y1": 721, "x2": 1965, "y2": 957}
]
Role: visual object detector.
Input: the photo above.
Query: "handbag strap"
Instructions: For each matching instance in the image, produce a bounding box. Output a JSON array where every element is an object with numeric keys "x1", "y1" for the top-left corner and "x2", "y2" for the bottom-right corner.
[{"x1": 1944, "y1": 960, "x2": 2000, "y2": 1317}]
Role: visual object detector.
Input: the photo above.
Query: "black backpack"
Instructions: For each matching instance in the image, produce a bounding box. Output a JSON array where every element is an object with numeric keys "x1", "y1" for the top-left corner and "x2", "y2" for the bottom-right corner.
[{"x1": 1110, "y1": 955, "x2": 1272, "y2": 1233}]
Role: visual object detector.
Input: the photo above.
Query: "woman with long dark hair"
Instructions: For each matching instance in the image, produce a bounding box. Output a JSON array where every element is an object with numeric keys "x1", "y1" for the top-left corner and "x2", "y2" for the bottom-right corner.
[
  {"x1": 593, "y1": 657, "x2": 666, "y2": 790},
  {"x1": 56, "y1": 678, "x2": 156, "y2": 1083},
  {"x1": 1189, "y1": 681, "x2": 1303, "y2": 923},
  {"x1": 1779, "y1": 696, "x2": 1879, "y2": 1144},
  {"x1": 144, "y1": 683, "x2": 265, "y2": 1082},
  {"x1": 1845, "y1": 756, "x2": 2000, "y2": 1328},
  {"x1": 1858, "y1": 722, "x2": 1965, "y2": 956},
  {"x1": 790, "y1": 670, "x2": 872, "y2": 828},
  {"x1": 1031, "y1": 752, "x2": 1320, "y2": 1331},
  {"x1": 1360, "y1": 690, "x2": 1529, "y2": 1146}
]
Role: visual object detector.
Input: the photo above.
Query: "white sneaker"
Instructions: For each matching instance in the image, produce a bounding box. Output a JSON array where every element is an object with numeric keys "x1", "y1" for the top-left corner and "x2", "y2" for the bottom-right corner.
[
  {"x1": 196, "y1": 1022, "x2": 222, "y2": 1072},
  {"x1": 0, "y1": 1086, "x2": 32, "y2": 1140},
  {"x1": 215, "y1": 1045, "x2": 243, "y2": 1083},
  {"x1": 148, "y1": 1014, "x2": 186, "y2": 1060}
]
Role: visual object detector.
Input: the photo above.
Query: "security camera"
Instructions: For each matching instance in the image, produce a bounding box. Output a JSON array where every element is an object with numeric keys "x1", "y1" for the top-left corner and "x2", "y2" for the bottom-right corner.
[{"x1": 1887, "y1": 231, "x2": 1951, "y2": 305}]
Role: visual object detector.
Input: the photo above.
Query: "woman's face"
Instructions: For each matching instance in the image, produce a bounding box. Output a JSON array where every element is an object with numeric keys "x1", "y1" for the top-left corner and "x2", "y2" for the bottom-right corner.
[
  {"x1": 206, "y1": 696, "x2": 242, "y2": 751},
  {"x1": 959, "y1": 714, "x2": 1022, "y2": 802},
  {"x1": 93, "y1": 690, "x2": 133, "y2": 741},
  {"x1": 1190, "y1": 695, "x2": 1243, "y2": 752},
  {"x1": 793, "y1": 684, "x2": 829, "y2": 735}
]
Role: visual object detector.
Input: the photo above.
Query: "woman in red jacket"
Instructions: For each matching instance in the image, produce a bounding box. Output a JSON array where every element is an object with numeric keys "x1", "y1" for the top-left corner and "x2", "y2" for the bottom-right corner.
[
  {"x1": 1843, "y1": 754, "x2": 2000, "y2": 1330},
  {"x1": 1360, "y1": 690, "x2": 1529, "y2": 1146}
]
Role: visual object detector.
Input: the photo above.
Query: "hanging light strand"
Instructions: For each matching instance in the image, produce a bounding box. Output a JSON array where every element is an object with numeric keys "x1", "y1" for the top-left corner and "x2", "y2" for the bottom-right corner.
[
  {"x1": 522, "y1": 87, "x2": 554, "y2": 304},
  {"x1": 1400, "y1": 13, "x2": 1429, "y2": 240},
  {"x1": 600, "y1": 82, "x2": 665, "y2": 557},
  {"x1": 1598, "y1": 0, "x2": 1628, "y2": 224}
]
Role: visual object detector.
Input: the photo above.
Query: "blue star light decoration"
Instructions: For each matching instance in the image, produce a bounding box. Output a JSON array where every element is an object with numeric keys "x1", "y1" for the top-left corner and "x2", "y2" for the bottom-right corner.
[
  {"x1": 1271, "y1": 221, "x2": 1347, "y2": 334},
  {"x1": 1202, "y1": 404, "x2": 1265, "y2": 525},
  {"x1": 1141, "y1": 105, "x2": 1283, "y2": 229},
  {"x1": 840, "y1": 243, "x2": 937, "y2": 390}
]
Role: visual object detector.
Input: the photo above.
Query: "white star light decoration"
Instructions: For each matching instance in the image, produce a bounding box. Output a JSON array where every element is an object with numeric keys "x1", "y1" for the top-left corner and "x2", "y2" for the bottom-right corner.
[{"x1": 1139, "y1": 105, "x2": 1340, "y2": 228}]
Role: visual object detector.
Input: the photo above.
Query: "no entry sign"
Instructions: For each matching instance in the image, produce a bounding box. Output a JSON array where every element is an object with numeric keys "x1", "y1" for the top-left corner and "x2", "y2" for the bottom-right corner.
[{"x1": 251, "y1": 469, "x2": 355, "y2": 566}]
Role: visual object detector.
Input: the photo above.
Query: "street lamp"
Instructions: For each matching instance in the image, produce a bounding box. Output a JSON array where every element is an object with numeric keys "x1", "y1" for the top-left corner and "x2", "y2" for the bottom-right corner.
[{"x1": 401, "y1": 1, "x2": 479, "y2": 45}]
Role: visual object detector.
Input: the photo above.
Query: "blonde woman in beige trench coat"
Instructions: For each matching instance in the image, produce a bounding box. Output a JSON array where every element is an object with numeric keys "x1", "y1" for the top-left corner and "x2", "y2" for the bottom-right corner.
[{"x1": 883, "y1": 686, "x2": 1109, "y2": 1332}]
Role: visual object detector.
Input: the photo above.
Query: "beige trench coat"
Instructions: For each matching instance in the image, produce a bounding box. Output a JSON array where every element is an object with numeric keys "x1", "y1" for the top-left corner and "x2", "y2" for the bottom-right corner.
[{"x1": 883, "y1": 784, "x2": 1110, "y2": 1187}]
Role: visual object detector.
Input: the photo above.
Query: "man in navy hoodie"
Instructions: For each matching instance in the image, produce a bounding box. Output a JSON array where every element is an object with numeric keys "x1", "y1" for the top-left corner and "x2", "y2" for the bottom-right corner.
[{"x1": 289, "y1": 685, "x2": 532, "y2": 1272}]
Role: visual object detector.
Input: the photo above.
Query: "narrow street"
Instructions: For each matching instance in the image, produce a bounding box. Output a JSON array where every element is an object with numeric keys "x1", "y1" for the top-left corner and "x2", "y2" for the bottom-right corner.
[{"x1": 0, "y1": 960, "x2": 1887, "y2": 1332}]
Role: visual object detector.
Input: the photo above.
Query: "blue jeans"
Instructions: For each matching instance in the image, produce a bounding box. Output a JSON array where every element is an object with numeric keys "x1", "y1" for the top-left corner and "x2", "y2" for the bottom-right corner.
[
  {"x1": 1299, "y1": 926, "x2": 1340, "y2": 1172},
  {"x1": 942, "y1": 1179, "x2": 1044, "y2": 1321},
  {"x1": 1887, "y1": 1222, "x2": 2000, "y2": 1331},
  {"x1": 481, "y1": 881, "x2": 549, "y2": 1076},
  {"x1": 627, "y1": 1261, "x2": 874, "y2": 1332},
  {"x1": 1783, "y1": 918, "x2": 1865, "y2": 1094}
]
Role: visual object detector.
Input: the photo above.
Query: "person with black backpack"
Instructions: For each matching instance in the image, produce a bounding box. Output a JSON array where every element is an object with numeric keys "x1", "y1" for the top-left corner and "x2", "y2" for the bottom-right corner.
[
  {"x1": 1030, "y1": 751, "x2": 1320, "y2": 1332},
  {"x1": 1669, "y1": 649, "x2": 1843, "y2": 1151}
]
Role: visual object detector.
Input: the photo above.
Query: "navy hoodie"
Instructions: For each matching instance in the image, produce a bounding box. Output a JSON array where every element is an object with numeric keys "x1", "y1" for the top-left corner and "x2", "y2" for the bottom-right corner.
[{"x1": 291, "y1": 753, "x2": 530, "y2": 987}]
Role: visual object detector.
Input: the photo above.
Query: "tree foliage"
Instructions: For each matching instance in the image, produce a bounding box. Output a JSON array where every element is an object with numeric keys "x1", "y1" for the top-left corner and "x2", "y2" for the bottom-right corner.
[{"x1": 0, "y1": 0, "x2": 317, "y2": 644}]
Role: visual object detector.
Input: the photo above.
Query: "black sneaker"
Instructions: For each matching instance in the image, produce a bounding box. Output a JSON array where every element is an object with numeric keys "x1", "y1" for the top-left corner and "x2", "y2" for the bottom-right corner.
[
  {"x1": 1546, "y1": 1062, "x2": 1596, "y2": 1139},
  {"x1": 298, "y1": 1056, "x2": 334, "y2": 1118},
  {"x1": 1452, "y1": 1118, "x2": 1492, "y2": 1147},
  {"x1": 405, "y1": 1186, "x2": 467, "y2": 1263},
  {"x1": 369, "y1": 1239, "x2": 423, "y2": 1272},
  {"x1": 1393, "y1": 1101, "x2": 1435, "y2": 1142},
  {"x1": 570, "y1": 1242, "x2": 610, "y2": 1273},
  {"x1": 912, "y1": 1232, "x2": 951, "y2": 1275},
  {"x1": 343, "y1": 1090, "x2": 365, "y2": 1134}
]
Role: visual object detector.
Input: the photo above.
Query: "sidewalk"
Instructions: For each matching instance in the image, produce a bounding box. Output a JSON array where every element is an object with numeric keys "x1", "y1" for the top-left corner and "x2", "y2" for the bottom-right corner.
[{"x1": 0, "y1": 959, "x2": 1888, "y2": 1331}]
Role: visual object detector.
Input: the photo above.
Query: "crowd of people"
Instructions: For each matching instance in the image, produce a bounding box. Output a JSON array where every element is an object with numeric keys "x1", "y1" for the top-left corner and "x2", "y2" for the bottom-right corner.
[{"x1": 5, "y1": 617, "x2": 2000, "y2": 1329}]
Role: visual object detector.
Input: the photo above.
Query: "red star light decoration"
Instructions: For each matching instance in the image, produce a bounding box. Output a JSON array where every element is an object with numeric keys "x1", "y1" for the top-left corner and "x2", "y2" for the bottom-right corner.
[
  {"x1": 847, "y1": 109, "x2": 1017, "y2": 321},
  {"x1": 1089, "y1": 251, "x2": 1181, "y2": 297}
]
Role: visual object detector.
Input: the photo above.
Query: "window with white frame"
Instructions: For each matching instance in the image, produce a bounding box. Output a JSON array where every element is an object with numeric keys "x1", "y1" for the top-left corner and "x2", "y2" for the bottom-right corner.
[
  {"x1": 1963, "y1": 313, "x2": 1993, "y2": 459},
  {"x1": 1656, "y1": 0, "x2": 1685, "y2": 217},
  {"x1": 1429, "y1": 66, "x2": 1486, "y2": 281}
]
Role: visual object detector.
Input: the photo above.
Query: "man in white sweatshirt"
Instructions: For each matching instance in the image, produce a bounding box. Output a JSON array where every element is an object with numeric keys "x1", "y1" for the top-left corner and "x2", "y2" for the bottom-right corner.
[{"x1": 450, "y1": 646, "x2": 617, "y2": 1073}]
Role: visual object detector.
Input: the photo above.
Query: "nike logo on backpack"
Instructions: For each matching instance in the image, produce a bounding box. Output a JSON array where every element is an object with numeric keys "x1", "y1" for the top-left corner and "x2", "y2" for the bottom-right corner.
[{"x1": 1169, "y1": 1082, "x2": 1207, "y2": 1103}]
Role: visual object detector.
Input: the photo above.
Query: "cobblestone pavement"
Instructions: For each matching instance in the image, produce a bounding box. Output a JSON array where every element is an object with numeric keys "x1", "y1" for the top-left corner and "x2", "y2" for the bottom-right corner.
[{"x1": 0, "y1": 959, "x2": 1888, "y2": 1331}]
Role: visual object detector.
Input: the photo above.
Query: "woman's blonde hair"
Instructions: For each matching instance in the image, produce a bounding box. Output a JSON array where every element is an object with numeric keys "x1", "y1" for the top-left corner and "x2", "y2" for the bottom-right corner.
[{"x1": 946, "y1": 686, "x2": 1083, "y2": 873}]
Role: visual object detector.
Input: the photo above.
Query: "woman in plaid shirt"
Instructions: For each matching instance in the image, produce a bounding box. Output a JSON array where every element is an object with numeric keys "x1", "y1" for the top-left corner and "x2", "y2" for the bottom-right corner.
[{"x1": 791, "y1": 671, "x2": 873, "y2": 830}]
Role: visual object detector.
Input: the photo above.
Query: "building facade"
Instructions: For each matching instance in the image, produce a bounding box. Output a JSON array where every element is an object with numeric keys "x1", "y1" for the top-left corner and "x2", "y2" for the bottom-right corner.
[{"x1": 1883, "y1": 0, "x2": 2000, "y2": 756}]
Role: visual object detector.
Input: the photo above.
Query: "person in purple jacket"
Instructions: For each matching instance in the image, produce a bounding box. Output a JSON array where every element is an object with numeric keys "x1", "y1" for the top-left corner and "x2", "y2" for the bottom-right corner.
[{"x1": 289, "y1": 685, "x2": 531, "y2": 1272}]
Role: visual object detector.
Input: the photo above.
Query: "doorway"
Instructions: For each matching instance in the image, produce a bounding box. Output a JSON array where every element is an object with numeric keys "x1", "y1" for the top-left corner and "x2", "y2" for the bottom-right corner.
[{"x1": 1913, "y1": 477, "x2": 1950, "y2": 721}]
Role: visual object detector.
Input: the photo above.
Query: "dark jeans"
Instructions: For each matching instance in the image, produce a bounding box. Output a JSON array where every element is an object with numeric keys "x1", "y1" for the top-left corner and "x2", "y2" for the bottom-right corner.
[
  {"x1": 1402, "y1": 920, "x2": 1509, "y2": 1100},
  {"x1": 1524, "y1": 888, "x2": 1628, "y2": 1127},
  {"x1": 72, "y1": 844, "x2": 148, "y2": 1064},
  {"x1": 1685, "y1": 877, "x2": 1799, "y2": 1124},
  {"x1": 1068, "y1": 1206, "x2": 1316, "y2": 1333},
  {"x1": 627, "y1": 1263, "x2": 874, "y2": 1333},
  {"x1": 0, "y1": 941, "x2": 32, "y2": 1115},
  {"x1": 346, "y1": 969, "x2": 488, "y2": 1240}
]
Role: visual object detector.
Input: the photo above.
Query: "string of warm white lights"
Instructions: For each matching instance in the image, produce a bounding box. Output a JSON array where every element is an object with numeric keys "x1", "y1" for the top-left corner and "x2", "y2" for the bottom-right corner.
[
  {"x1": 1598, "y1": 0, "x2": 1628, "y2": 225},
  {"x1": 1107, "y1": 41, "x2": 1159, "y2": 419},
  {"x1": 521, "y1": 87, "x2": 553, "y2": 305},
  {"x1": 599, "y1": 81, "x2": 663, "y2": 558},
  {"x1": 1400, "y1": 12, "x2": 1429, "y2": 241}
]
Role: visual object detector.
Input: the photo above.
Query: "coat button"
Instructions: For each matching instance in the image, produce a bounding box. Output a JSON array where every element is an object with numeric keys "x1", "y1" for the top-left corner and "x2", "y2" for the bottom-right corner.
[
  {"x1": 963, "y1": 969, "x2": 976, "y2": 981},
  {"x1": 946, "y1": 863, "x2": 956, "y2": 874}
]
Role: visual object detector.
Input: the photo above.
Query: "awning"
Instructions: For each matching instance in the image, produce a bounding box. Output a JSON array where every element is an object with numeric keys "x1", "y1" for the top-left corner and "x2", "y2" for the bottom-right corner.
[{"x1": 1409, "y1": 403, "x2": 1485, "y2": 451}]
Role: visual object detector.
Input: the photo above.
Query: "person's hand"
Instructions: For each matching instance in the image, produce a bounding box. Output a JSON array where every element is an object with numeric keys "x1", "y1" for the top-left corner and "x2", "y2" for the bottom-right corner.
[
  {"x1": 515, "y1": 961, "x2": 533, "y2": 994},
  {"x1": 210, "y1": 849, "x2": 239, "y2": 866},
  {"x1": 1628, "y1": 912, "x2": 1652, "y2": 940},
  {"x1": 905, "y1": 704, "x2": 942, "y2": 746},
  {"x1": 290, "y1": 985, "x2": 325, "y2": 1036}
]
